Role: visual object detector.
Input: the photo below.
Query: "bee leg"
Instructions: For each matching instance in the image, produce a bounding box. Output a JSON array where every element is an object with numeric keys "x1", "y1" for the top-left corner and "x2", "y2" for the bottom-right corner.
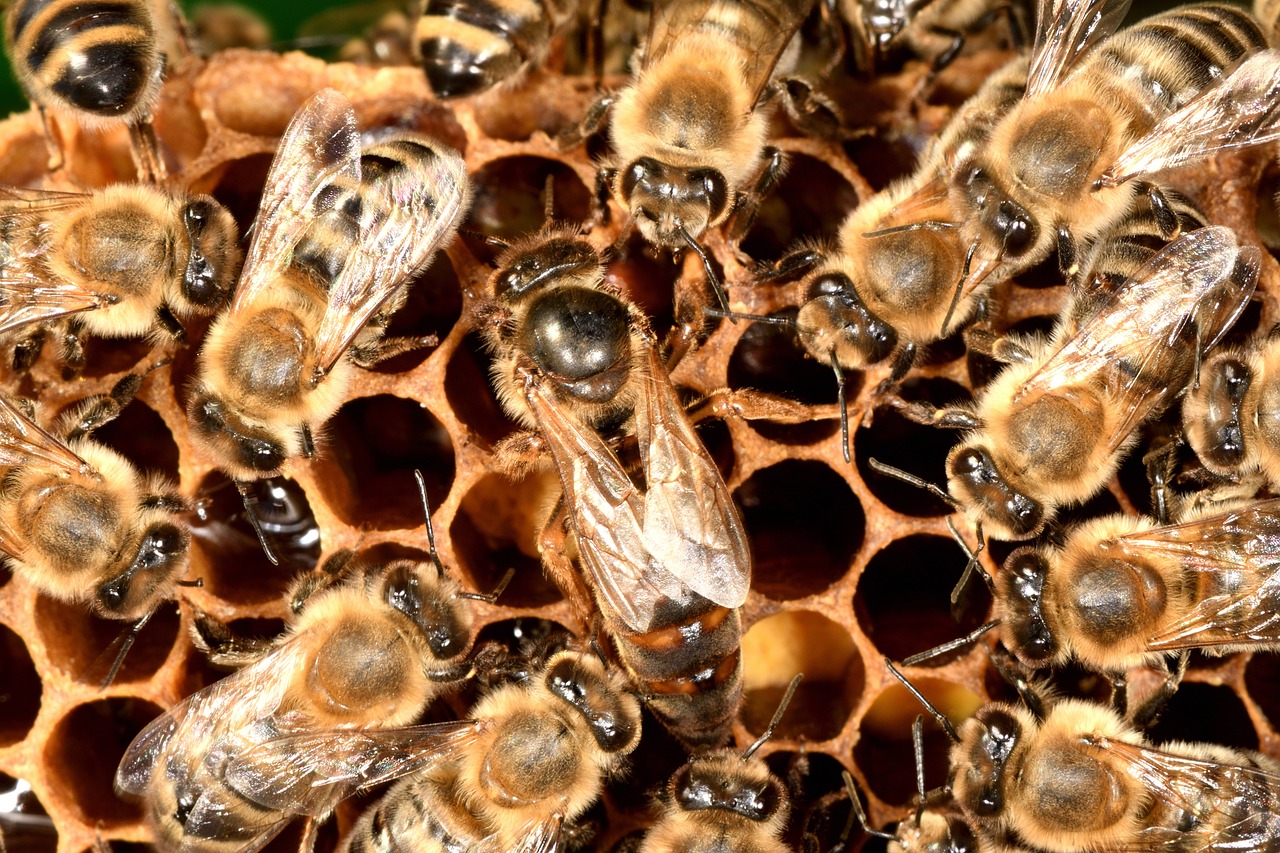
[
  {"x1": 684, "y1": 387, "x2": 820, "y2": 426},
  {"x1": 1129, "y1": 652, "x2": 1190, "y2": 730},
  {"x1": 557, "y1": 94, "x2": 616, "y2": 151},
  {"x1": 35, "y1": 106, "x2": 66, "y2": 174},
  {"x1": 59, "y1": 371, "x2": 145, "y2": 442},
  {"x1": 155, "y1": 304, "x2": 188, "y2": 345},
  {"x1": 980, "y1": 2, "x2": 1029, "y2": 49},
  {"x1": 347, "y1": 333, "x2": 440, "y2": 368},
  {"x1": 817, "y1": 0, "x2": 850, "y2": 76},
  {"x1": 299, "y1": 424, "x2": 316, "y2": 459},
  {"x1": 886, "y1": 396, "x2": 982, "y2": 430},
  {"x1": 188, "y1": 607, "x2": 275, "y2": 669},
  {"x1": 1143, "y1": 429, "x2": 1183, "y2": 525},
  {"x1": 592, "y1": 167, "x2": 616, "y2": 228},
  {"x1": 774, "y1": 76, "x2": 846, "y2": 140},
  {"x1": 753, "y1": 248, "x2": 824, "y2": 284},
  {"x1": 1056, "y1": 225, "x2": 1080, "y2": 279},
  {"x1": 493, "y1": 430, "x2": 549, "y2": 475},
  {"x1": 59, "y1": 325, "x2": 86, "y2": 380},
  {"x1": 727, "y1": 147, "x2": 787, "y2": 245},
  {"x1": 127, "y1": 119, "x2": 168, "y2": 185},
  {"x1": 1110, "y1": 671, "x2": 1129, "y2": 717},
  {"x1": 538, "y1": 496, "x2": 595, "y2": 634},
  {"x1": 926, "y1": 28, "x2": 965, "y2": 75},
  {"x1": 963, "y1": 328, "x2": 1032, "y2": 366},
  {"x1": 11, "y1": 327, "x2": 46, "y2": 373},
  {"x1": 1141, "y1": 183, "x2": 1181, "y2": 240},
  {"x1": 988, "y1": 643, "x2": 1048, "y2": 722},
  {"x1": 290, "y1": 551, "x2": 360, "y2": 614}
]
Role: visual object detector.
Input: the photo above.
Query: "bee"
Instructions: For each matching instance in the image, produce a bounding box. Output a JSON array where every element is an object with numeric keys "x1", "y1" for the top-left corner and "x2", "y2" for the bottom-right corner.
[
  {"x1": 595, "y1": 0, "x2": 819, "y2": 278},
  {"x1": 0, "y1": 370, "x2": 193, "y2": 629},
  {"x1": 327, "y1": 649, "x2": 641, "y2": 853},
  {"x1": 415, "y1": 0, "x2": 582, "y2": 98},
  {"x1": 841, "y1": 0, "x2": 1024, "y2": 73},
  {"x1": 0, "y1": 183, "x2": 241, "y2": 377},
  {"x1": 185, "y1": 89, "x2": 469, "y2": 527},
  {"x1": 637, "y1": 675, "x2": 802, "y2": 853},
  {"x1": 3, "y1": 0, "x2": 169, "y2": 179},
  {"x1": 115, "y1": 536, "x2": 495, "y2": 853},
  {"x1": 883, "y1": 226, "x2": 1257, "y2": 541},
  {"x1": 947, "y1": 0, "x2": 1278, "y2": 286},
  {"x1": 478, "y1": 227, "x2": 756, "y2": 749},
  {"x1": 1182, "y1": 330, "x2": 1280, "y2": 488}
]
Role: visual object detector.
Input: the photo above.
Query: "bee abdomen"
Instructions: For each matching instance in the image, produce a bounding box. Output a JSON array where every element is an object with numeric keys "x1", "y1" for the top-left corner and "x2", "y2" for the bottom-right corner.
[
  {"x1": 1079, "y1": 191, "x2": 1208, "y2": 294},
  {"x1": 415, "y1": 0, "x2": 550, "y2": 98},
  {"x1": 6, "y1": 0, "x2": 158, "y2": 117}
]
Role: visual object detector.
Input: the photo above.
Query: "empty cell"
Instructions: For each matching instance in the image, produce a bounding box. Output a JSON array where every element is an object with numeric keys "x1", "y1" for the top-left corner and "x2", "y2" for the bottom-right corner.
[
  {"x1": 740, "y1": 154, "x2": 858, "y2": 261},
  {"x1": 44, "y1": 697, "x2": 165, "y2": 825},
  {"x1": 855, "y1": 534, "x2": 991, "y2": 663},
  {"x1": 367, "y1": 253, "x2": 462, "y2": 375},
  {"x1": 444, "y1": 332, "x2": 523, "y2": 447},
  {"x1": 742, "y1": 611, "x2": 863, "y2": 742},
  {"x1": 734, "y1": 460, "x2": 863, "y2": 600},
  {"x1": 88, "y1": 398, "x2": 181, "y2": 482},
  {"x1": 33, "y1": 595, "x2": 179, "y2": 687},
  {"x1": 453, "y1": 473, "x2": 562, "y2": 609},
  {"x1": 316, "y1": 395, "x2": 456, "y2": 530},
  {"x1": 1147, "y1": 682, "x2": 1259, "y2": 751},
  {"x1": 0, "y1": 624, "x2": 40, "y2": 746},
  {"x1": 463, "y1": 157, "x2": 590, "y2": 249}
]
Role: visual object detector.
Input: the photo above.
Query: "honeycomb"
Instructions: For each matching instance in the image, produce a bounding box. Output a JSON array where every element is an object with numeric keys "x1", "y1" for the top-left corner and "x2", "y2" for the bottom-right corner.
[{"x1": 0, "y1": 14, "x2": 1278, "y2": 853}]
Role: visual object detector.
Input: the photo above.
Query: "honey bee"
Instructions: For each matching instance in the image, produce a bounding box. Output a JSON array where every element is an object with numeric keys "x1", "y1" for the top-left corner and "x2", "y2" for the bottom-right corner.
[
  {"x1": 885, "y1": 226, "x2": 1257, "y2": 541},
  {"x1": 3, "y1": 0, "x2": 169, "y2": 179},
  {"x1": 1182, "y1": 331, "x2": 1280, "y2": 488},
  {"x1": 595, "y1": 0, "x2": 818, "y2": 276},
  {"x1": 185, "y1": 89, "x2": 468, "y2": 514},
  {"x1": 327, "y1": 649, "x2": 641, "y2": 853},
  {"x1": 115, "y1": 539, "x2": 492, "y2": 853},
  {"x1": 841, "y1": 0, "x2": 1024, "y2": 73},
  {"x1": 415, "y1": 0, "x2": 582, "y2": 97},
  {"x1": 0, "y1": 183, "x2": 241, "y2": 377},
  {"x1": 479, "y1": 227, "x2": 758, "y2": 748},
  {"x1": 637, "y1": 675, "x2": 801, "y2": 853},
  {"x1": 0, "y1": 371, "x2": 193, "y2": 629},
  {"x1": 947, "y1": 0, "x2": 1277, "y2": 287}
]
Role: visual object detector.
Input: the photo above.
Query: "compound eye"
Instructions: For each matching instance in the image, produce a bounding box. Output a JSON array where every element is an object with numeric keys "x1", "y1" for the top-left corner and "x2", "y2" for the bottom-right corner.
[
  {"x1": 808, "y1": 273, "x2": 849, "y2": 299},
  {"x1": 620, "y1": 158, "x2": 661, "y2": 202},
  {"x1": 96, "y1": 577, "x2": 129, "y2": 613},
  {"x1": 241, "y1": 438, "x2": 285, "y2": 473},
  {"x1": 697, "y1": 169, "x2": 729, "y2": 220},
  {"x1": 994, "y1": 201, "x2": 1036, "y2": 257}
]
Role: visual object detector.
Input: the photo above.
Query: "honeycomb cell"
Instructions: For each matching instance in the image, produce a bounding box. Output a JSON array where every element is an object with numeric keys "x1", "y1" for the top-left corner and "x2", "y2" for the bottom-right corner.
[
  {"x1": 740, "y1": 154, "x2": 859, "y2": 261},
  {"x1": 464, "y1": 157, "x2": 591, "y2": 247},
  {"x1": 0, "y1": 623, "x2": 40, "y2": 746},
  {"x1": 190, "y1": 474, "x2": 318, "y2": 603},
  {"x1": 33, "y1": 595, "x2": 179, "y2": 686},
  {"x1": 1246, "y1": 653, "x2": 1280, "y2": 732},
  {"x1": 453, "y1": 472, "x2": 562, "y2": 608},
  {"x1": 734, "y1": 460, "x2": 864, "y2": 600},
  {"x1": 0, "y1": 772, "x2": 55, "y2": 853},
  {"x1": 855, "y1": 377, "x2": 970, "y2": 517},
  {"x1": 368, "y1": 254, "x2": 463, "y2": 375},
  {"x1": 608, "y1": 707, "x2": 690, "y2": 811},
  {"x1": 605, "y1": 232, "x2": 678, "y2": 335},
  {"x1": 76, "y1": 335, "x2": 154, "y2": 379},
  {"x1": 315, "y1": 395, "x2": 456, "y2": 530},
  {"x1": 742, "y1": 611, "x2": 863, "y2": 742},
  {"x1": 43, "y1": 697, "x2": 165, "y2": 825},
  {"x1": 763, "y1": 752, "x2": 854, "y2": 850},
  {"x1": 355, "y1": 96, "x2": 468, "y2": 155},
  {"x1": 855, "y1": 535, "x2": 991, "y2": 663},
  {"x1": 1147, "y1": 682, "x2": 1258, "y2": 750},
  {"x1": 855, "y1": 679, "x2": 982, "y2": 804},
  {"x1": 725, "y1": 309, "x2": 844, "y2": 447},
  {"x1": 90, "y1": 398, "x2": 181, "y2": 482},
  {"x1": 211, "y1": 154, "x2": 273, "y2": 234},
  {"x1": 444, "y1": 332, "x2": 522, "y2": 447}
]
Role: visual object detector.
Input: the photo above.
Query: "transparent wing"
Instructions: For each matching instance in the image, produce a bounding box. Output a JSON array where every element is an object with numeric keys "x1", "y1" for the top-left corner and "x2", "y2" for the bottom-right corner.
[
  {"x1": 0, "y1": 277, "x2": 110, "y2": 336},
  {"x1": 231, "y1": 88, "x2": 361, "y2": 313},
  {"x1": 310, "y1": 140, "x2": 469, "y2": 377},
  {"x1": 177, "y1": 796, "x2": 294, "y2": 853},
  {"x1": 115, "y1": 637, "x2": 314, "y2": 796},
  {"x1": 1108, "y1": 499, "x2": 1280, "y2": 651},
  {"x1": 1012, "y1": 226, "x2": 1257, "y2": 455},
  {"x1": 0, "y1": 184, "x2": 93, "y2": 211},
  {"x1": 644, "y1": 0, "x2": 813, "y2": 105},
  {"x1": 1084, "y1": 737, "x2": 1280, "y2": 852},
  {"x1": 524, "y1": 370, "x2": 683, "y2": 633},
  {"x1": 223, "y1": 720, "x2": 485, "y2": 816},
  {"x1": 473, "y1": 814, "x2": 565, "y2": 853},
  {"x1": 0, "y1": 394, "x2": 91, "y2": 476},
  {"x1": 1102, "y1": 50, "x2": 1280, "y2": 187},
  {"x1": 1026, "y1": 0, "x2": 1132, "y2": 99},
  {"x1": 635, "y1": 345, "x2": 750, "y2": 612}
]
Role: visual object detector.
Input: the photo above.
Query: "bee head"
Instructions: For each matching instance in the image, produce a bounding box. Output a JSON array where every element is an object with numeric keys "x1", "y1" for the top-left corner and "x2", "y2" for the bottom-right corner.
[
  {"x1": 1184, "y1": 353, "x2": 1252, "y2": 473},
  {"x1": 186, "y1": 389, "x2": 289, "y2": 479},
  {"x1": 544, "y1": 652, "x2": 641, "y2": 754},
  {"x1": 947, "y1": 444, "x2": 1045, "y2": 539},
  {"x1": 998, "y1": 549, "x2": 1058, "y2": 665},
  {"x1": 795, "y1": 271, "x2": 898, "y2": 368},
  {"x1": 670, "y1": 753, "x2": 788, "y2": 825},
  {"x1": 953, "y1": 707, "x2": 1022, "y2": 820},
  {"x1": 96, "y1": 522, "x2": 189, "y2": 620},
  {"x1": 177, "y1": 196, "x2": 241, "y2": 313},
  {"x1": 380, "y1": 559, "x2": 471, "y2": 665},
  {"x1": 516, "y1": 286, "x2": 633, "y2": 405},
  {"x1": 960, "y1": 167, "x2": 1038, "y2": 261},
  {"x1": 617, "y1": 157, "x2": 729, "y2": 248},
  {"x1": 493, "y1": 237, "x2": 602, "y2": 299}
]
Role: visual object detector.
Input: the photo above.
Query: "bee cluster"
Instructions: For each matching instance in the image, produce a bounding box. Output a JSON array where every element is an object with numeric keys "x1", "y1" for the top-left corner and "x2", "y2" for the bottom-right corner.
[{"x1": 1, "y1": 0, "x2": 1280, "y2": 852}]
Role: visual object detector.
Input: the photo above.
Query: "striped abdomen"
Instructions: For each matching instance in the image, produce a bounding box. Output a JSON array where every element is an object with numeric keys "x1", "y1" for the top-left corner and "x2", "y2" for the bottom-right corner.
[
  {"x1": 342, "y1": 769, "x2": 484, "y2": 853},
  {"x1": 4, "y1": 0, "x2": 160, "y2": 119},
  {"x1": 1075, "y1": 191, "x2": 1209, "y2": 298},
  {"x1": 611, "y1": 594, "x2": 743, "y2": 749}
]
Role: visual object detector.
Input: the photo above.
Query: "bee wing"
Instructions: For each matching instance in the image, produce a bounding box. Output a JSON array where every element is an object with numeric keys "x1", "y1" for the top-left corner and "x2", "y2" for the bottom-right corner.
[
  {"x1": 177, "y1": 799, "x2": 294, "y2": 853},
  {"x1": 1012, "y1": 227, "x2": 1257, "y2": 454},
  {"x1": 115, "y1": 637, "x2": 314, "y2": 796},
  {"x1": 0, "y1": 394, "x2": 91, "y2": 476},
  {"x1": 1026, "y1": 0, "x2": 1132, "y2": 99},
  {"x1": 474, "y1": 814, "x2": 565, "y2": 853},
  {"x1": 310, "y1": 142, "x2": 469, "y2": 378},
  {"x1": 223, "y1": 720, "x2": 485, "y2": 816},
  {"x1": 643, "y1": 0, "x2": 812, "y2": 105},
  {"x1": 0, "y1": 184, "x2": 93, "y2": 211},
  {"x1": 1108, "y1": 499, "x2": 1280, "y2": 651},
  {"x1": 1103, "y1": 50, "x2": 1280, "y2": 186},
  {"x1": 635, "y1": 346, "x2": 751, "y2": 612},
  {"x1": 1085, "y1": 737, "x2": 1280, "y2": 852},
  {"x1": 231, "y1": 88, "x2": 361, "y2": 314},
  {"x1": 524, "y1": 371, "x2": 684, "y2": 633},
  {"x1": 0, "y1": 276, "x2": 112, "y2": 337}
]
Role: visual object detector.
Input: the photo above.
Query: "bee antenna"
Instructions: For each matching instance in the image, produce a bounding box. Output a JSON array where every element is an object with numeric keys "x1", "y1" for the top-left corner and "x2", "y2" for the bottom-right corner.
[
  {"x1": 542, "y1": 173, "x2": 557, "y2": 223},
  {"x1": 913, "y1": 714, "x2": 927, "y2": 823},
  {"x1": 703, "y1": 306, "x2": 797, "y2": 326},
  {"x1": 885, "y1": 658, "x2": 960, "y2": 743},
  {"x1": 99, "y1": 608, "x2": 156, "y2": 689},
  {"x1": 867, "y1": 458, "x2": 957, "y2": 507},
  {"x1": 940, "y1": 240, "x2": 978, "y2": 336},
  {"x1": 832, "y1": 352, "x2": 851, "y2": 464},
  {"x1": 588, "y1": 616, "x2": 609, "y2": 669},
  {"x1": 175, "y1": 577, "x2": 204, "y2": 588},
  {"x1": 413, "y1": 469, "x2": 448, "y2": 578},
  {"x1": 234, "y1": 481, "x2": 280, "y2": 566},
  {"x1": 902, "y1": 621, "x2": 1000, "y2": 666},
  {"x1": 741, "y1": 673, "x2": 803, "y2": 761},
  {"x1": 843, "y1": 771, "x2": 895, "y2": 842},
  {"x1": 946, "y1": 517, "x2": 994, "y2": 613},
  {"x1": 676, "y1": 222, "x2": 730, "y2": 315}
]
